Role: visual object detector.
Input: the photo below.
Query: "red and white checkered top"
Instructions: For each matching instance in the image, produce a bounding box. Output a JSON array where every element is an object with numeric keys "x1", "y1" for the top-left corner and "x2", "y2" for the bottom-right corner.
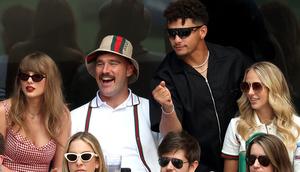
[
  {"x1": 2, "y1": 101, "x2": 56, "y2": 172},
  {"x1": 3, "y1": 129, "x2": 56, "y2": 172}
]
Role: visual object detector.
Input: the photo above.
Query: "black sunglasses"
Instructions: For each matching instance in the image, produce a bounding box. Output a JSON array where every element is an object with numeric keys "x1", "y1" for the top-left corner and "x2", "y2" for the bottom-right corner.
[
  {"x1": 167, "y1": 25, "x2": 203, "y2": 39},
  {"x1": 247, "y1": 155, "x2": 271, "y2": 167},
  {"x1": 158, "y1": 157, "x2": 188, "y2": 169},
  {"x1": 18, "y1": 72, "x2": 46, "y2": 82},
  {"x1": 64, "y1": 152, "x2": 98, "y2": 163},
  {"x1": 240, "y1": 82, "x2": 264, "y2": 93}
]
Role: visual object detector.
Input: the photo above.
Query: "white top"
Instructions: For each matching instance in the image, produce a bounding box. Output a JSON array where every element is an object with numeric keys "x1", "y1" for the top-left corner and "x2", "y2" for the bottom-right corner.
[
  {"x1": 222, "y1": 113, "x2": 300, "y2": 171},
  {"x1": 71, "y1": 90, "x2": 160, "y2": 172}
]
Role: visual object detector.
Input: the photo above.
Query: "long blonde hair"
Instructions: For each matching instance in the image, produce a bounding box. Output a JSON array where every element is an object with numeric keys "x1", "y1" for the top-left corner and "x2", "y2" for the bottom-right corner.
[
  {"x1": 237, "y1": 61, "x2": 300, "y2": 149},
  {"x1": 9, "y1": 52, "x2": 66, "y2": 141},
  {"x1": 63, "y1": 132, "x2": 107, "y2": 172}
]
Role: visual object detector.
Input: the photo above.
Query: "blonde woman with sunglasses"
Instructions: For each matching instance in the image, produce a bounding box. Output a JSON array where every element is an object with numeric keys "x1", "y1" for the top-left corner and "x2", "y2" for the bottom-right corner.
[
  {"x1": 221, "y1": 61, "x2": 300, "y2": 172},
  {"x1": 0, "y1": 52, "x2": 71, "y2": 172},
  {"x1": 63, "y1": 132, "x2": 107, "y2": 172}
]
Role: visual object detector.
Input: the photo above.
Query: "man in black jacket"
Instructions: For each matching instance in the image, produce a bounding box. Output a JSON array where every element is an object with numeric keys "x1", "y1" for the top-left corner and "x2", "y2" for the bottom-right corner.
[{"x1": 151, "y1": 0, "x2": 251, "y2": 171}]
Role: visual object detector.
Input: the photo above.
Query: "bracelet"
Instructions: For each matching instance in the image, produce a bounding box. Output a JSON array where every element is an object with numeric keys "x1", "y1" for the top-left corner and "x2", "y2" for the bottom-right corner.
[{"x1": 161, "y1": 105, "x2": 174, "y2": 115}]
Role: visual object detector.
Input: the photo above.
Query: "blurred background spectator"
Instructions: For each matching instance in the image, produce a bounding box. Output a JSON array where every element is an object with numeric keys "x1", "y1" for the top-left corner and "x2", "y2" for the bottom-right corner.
[
  {"x1": 5, "y1": 0, "x2": 83, "y2": 104},
  {"x1": 0, "y1": 5, "x2": 34, "y2": 100}
]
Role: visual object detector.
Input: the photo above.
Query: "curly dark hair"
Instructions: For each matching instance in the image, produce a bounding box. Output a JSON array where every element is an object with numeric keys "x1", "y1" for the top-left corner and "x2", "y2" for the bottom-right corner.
[{"x1": 164, "y1": 0, "x2": 209, "y2": 25}]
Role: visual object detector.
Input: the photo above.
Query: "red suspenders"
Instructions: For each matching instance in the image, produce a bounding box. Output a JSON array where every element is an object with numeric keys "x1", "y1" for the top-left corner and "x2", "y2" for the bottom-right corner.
[
  {"x1": 85, "y1": 101, "x2": 151, "y2": 172},
  {"x1": 133, "y1": 105, "x2": 151, "y2": 172},
  {"x1": 85, "y1": 102, "x2": 92, "y2": 132}
]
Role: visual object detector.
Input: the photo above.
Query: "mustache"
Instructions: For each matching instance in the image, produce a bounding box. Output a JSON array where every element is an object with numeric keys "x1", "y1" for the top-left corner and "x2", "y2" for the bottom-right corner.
[{"x1": 99, "y1": 73, "x2": 115, "y2": 79}]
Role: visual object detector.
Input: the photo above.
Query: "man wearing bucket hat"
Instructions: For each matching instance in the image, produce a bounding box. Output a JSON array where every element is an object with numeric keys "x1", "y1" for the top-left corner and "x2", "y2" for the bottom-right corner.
[{"x1": 71, "y1": 35, "x2": 160, "y2": 172}]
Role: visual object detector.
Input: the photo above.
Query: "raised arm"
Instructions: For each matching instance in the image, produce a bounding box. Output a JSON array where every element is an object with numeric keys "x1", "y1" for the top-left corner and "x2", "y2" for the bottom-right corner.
[{"x1": 152, "y1": 81, "x2": 182, "y2": 136}]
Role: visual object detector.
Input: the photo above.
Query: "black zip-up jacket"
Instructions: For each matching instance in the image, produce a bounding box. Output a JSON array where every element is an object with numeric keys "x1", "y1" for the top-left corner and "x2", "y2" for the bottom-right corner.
[{"x1": 150, "y1": 42, "x2": 251, "y2": 172}]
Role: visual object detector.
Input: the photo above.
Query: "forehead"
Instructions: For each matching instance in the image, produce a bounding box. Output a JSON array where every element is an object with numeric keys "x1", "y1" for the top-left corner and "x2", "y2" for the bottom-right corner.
[
  {"x1": 96, "y1": 53, "x2": 127, "y2": 62},
  {"x1": 245, "y1": 69, "x2": 261, "y2": 82},
  {"x1": 250, "y1": 143, "x2": 266, "y2": 155},
  {"x1": 167, "y1": 18, "x2": 197, "y2": 28},
  {"x1": 162, "y1": 149, "x2": 187, "y2": 160},
  {"x1": 69, "y1": 139, "x2": 94, "y2": 153}
]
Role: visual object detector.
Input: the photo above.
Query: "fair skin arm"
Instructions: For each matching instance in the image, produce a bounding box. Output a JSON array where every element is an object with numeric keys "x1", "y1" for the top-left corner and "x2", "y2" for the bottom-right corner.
[
  {"x1": 224, "y1": 159, "x2": 238, "y2": 172},
  {"x1": 0, "y1": 100, "x2": 13, "y2": 172},
  {"x1": 0, "y1": 99, "x2": 9, "y2": 138},
  {"x1": 152, "y1": 81, "x2": 182, "y2": 136},
  {"x1": 51, "y1": 107, "x2": 71, "y2": 172}
]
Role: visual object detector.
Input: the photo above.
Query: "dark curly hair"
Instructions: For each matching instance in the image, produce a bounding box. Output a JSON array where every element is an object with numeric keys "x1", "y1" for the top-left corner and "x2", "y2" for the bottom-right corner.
[{"x1": 164, "y1": 0, "x2": 209, "y2": 25}]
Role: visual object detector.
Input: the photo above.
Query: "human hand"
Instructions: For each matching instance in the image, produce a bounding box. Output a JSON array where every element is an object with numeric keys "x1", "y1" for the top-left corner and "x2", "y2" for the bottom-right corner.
[{"x1": 152, "y1": 81, "x2": 174, "y2": 113}]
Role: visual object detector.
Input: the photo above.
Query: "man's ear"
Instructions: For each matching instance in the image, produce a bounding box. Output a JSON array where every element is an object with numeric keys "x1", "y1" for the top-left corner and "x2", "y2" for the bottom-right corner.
[
  {"x1": 199, "y1": 25, "x2": 208, "y2": 40},
  {"x1": 188, "y1": 160, "x2": 199, "y2": 172},
  {"x1": 126, "y1": 63, "x2": 135, "y2": 77}
]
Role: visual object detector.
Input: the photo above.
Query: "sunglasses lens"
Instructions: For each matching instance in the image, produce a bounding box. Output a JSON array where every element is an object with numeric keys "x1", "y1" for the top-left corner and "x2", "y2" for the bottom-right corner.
[
  {"x1": 172, "y1": 158, "x2": 184, "y2": 169},
  {"x1": 66, "y1": 154, "x2": 77, "y2": 162},
  {"x1": 247, "y1": 155, "x2": 270, "y2": 167},
  {"x1": 258, "y1": 156, "x2": 270, "y2": 167},
  {"x1": 247, "y1": 155, "x2": 256, "y2": 166},
  {"x1": 240, "y1": 82, "x2": 250, "y2": 92},
  {"x1": 167, "y1": 29, "x2": 177, "y2": 38},
  {"x1": 158, "y1": 157, "x2": 170, "y2": 167},
  {"x1": 159, "y1": 157, "x2": 185, "y2": 169},
  {"x1": 31, "y1": 74, "x2": 45, "y2": 82},
  {"x1": 167, "y1": 28, "x2": 192, "y2": 39},
  {"x1": 252, "y1": 82, "x2": 263, "y2": 92},
  {"x1": 177, "y1": 28, "x2": 192, "y2": 39},
  {"x1": 18, "y1": 73, "x2": 30, "y2": 81},
  {"x1": 18, "y1": 72, "x2": 45, "y2": 82},
  {"x1": 81, "y1": 153, "x2": 93, "y2": 162},
  {"x1": 240, "y1": 82, "x2": 263, "y2": 93}
]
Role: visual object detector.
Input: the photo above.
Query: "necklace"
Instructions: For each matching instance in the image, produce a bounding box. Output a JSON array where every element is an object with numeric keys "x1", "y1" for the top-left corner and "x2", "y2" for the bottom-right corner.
[
  {"x1": 198, "y1": 66, "x2": 208, "y2": 73},
  {"x1": 192, "y1": 51, "x2": 210, "y2": 68},
  {"x1": 27, "y1": 111, "x2": 39, "y2": 119}
]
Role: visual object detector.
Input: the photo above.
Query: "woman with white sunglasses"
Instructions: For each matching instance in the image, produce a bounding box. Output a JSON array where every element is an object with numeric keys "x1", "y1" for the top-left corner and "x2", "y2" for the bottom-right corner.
[
  {"x1": 221, "y1": 61, "x2": 300, "y2": 172},
  {"x1": 63, "y1": 132, "x2": 107, "y2": 172}
]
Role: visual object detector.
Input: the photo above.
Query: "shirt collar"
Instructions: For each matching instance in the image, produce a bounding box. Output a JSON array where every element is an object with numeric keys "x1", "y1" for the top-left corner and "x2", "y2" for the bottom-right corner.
[
  {"x1": 90, "y1": 89, "x2": 140, "y2": 108},
  {"x1": 254, "y1": 112, "x2": 275, "y2": 126}
]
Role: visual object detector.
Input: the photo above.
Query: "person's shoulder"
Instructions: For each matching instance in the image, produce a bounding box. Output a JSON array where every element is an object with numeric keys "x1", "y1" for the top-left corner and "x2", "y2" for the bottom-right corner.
[
  {"x1": 0, "y1": 99, "x2": 10, "y2": 134},
  {"x1": 155, "y1": 51, "x2": 183, "y2": 74},
  {"x1": 71, "y1": 102, "x2": 90, "y2": 115},
  {"x1": 230, "y1": 116, "x2": 240, "y2": 124},
  {"x1": 293, "y1": 114, "x2": 300, "y2": 123},
  {"x1": 207, "y1": 42, "x2": 249, "y2": 59},
  {"x1": 208, "y1": 42, "x2": 253, "y2": 68}
]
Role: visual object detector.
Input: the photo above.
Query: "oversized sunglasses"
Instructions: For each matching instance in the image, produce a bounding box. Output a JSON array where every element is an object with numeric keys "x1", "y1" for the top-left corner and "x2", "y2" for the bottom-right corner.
[
  {"x1": 240, "y1": 82, "x2": 264, "y2": 93},
  {"x1": 247, "y1": 155, "x2": 271, "y2": 167},
  {"x1": 158, "y1": 157, "x2": 188, "y2": 169},
  {"x1": 64, "y1": 152, "x2": 98, "y2": 163},
  {"x1": 18, "y1": 72, "x2": 46, "y2": 82},
  {"x1": 167, "y1": 25, "x2": 203, "y2": 39}
]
